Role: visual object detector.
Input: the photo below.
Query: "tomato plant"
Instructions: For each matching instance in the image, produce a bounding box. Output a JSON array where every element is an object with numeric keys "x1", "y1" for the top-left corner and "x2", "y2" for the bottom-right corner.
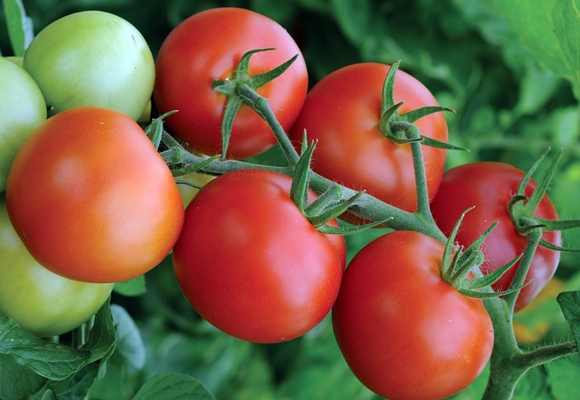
[
  {"x1": 23, "y1": 10, "x2": 155, "y2": 120},
  {"x1": 289, "y1": 62, "x2": 448, "y2": 221},
  {"x1": 0, "y1": 194, "x2": 114, "y2": 338},
  {"x1": 0, "y1": 57, "x2": 46, "y2": 192},
  {"x1": 154, "y1": 7, "x2": 308, "y2": 160},
  {"x1": 430, "y1": 162, "x2": 562, "y2": 312},
  {"x1": 6, "y1": 106, "x2": 184, "y2": 283},
  {"x1": 332, "y1": 230, "x2": 494, "y2": 400},
  {"x1": 172, "y1": 169, "x2": 346, "y2": 343}
]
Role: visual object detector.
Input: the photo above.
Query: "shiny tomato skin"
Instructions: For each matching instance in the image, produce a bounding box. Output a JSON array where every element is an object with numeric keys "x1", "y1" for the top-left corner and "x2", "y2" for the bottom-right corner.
[
  {"x1": 430, "y1": 162, "x2": 561, "y2": 312},
  {"x1": 6, "y1": 106, "x2": 184, "y2": 283},
  {"x1": 154, "y1": 7, "x2": 308, "y2": 160},
  {"x1": 332, "y1": 231, "x2": 493, "y2": 400},
  {"x1": 0, "y1": 194, "x2": 114, "y2": 338},
  {"x1": 172, "y1": 169, "x2": 346, "y2": 343},
  {"x1": 289, "y1": 62, "x2": 447, "y2": 219}
]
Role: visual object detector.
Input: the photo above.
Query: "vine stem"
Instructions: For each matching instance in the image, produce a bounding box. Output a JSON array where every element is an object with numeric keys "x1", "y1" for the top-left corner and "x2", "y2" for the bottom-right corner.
[{"x1": 163, "y1": 84, "x2": 448, "y2": 243}]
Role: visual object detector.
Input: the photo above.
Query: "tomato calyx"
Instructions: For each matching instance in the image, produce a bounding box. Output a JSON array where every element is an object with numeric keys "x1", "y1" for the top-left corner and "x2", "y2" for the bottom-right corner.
[
  {"x1": 144, "y1": 113, "x2": 221, "y2": 180},
  {"x1": 508, "y1": 148, "x2": 580, "y2": 252},
  {"x1": 212, "y1": 48, "x2": 299, "y2": 160},
  {"x1": 379, "y1": 61, "x2": 464, "y2": 150},
  {"x1": 441, "y1": 207, "x2": 526, "y2": 299},
  {"x1": 291, "y1": 138, "x2": 391, "y2": 235}
]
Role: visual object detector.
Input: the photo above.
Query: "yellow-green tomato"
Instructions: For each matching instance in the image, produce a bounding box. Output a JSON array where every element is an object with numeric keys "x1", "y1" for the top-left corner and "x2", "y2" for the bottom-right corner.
[
  {"x1": 0, "y1": 57, "x2": 47, "y2": 192},
  {"x1": 0, "y1": 194, "x2": 114, "y2": 337},
  {"x1": 5, "y1": 56, "x2": 24, "y2": 67},
  {"x1": 23, "y1": 10, "x2": 155, "y2": 120}
]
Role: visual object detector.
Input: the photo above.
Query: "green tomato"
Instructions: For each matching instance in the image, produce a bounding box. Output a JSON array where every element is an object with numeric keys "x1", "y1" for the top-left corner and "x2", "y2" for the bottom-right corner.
[
  {"x1": 0, "y1": 194, "x2": 114, "y2": 337},
  {"x1": 5, "y1": 56, "x2": 24, "y2": 67},
  {"x1": 23, "y1": 10, "x2": 155, "y2": 121},
  {"x1": 0, "y1": 57, "x2": 47, "y2": 192}
]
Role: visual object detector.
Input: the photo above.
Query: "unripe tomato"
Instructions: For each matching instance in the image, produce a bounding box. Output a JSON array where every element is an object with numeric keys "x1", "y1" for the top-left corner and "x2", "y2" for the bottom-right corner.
[
  {"x1": 23, "y1": 10, "x2": 155, "y2": 120},
  {"x1": 0, "y1": 194, "x2": 114, "y2": 337},
  {"x1": 0, "y1": 57, "x2": 46, "y2": 192}
]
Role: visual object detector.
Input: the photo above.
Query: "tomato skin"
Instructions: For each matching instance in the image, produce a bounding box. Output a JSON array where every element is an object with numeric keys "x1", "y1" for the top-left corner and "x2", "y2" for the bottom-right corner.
[
  {"x1": 332, "y1": 231, "x2": 493, "y2": 400},
  {"x1": 429, "y1": 162, "x2": 561, "y2": 312},
  {"x1": 0, "y1": 194, "x2": 114, "y2": 338},
  {"x1": 0, "y1": 57, "x2": 47, "y2": 192},
  {"x1": 172, "y1": 169, "x2": 345, "y2": 343},
  {"x1": 23, "y1": 11, "x2": 155, "y2": 120},
  {"x1": 6, "y1": 106, "x2": 184, "y2": 283},
  {"x1": 154, "y1": 7, "x2": 308, "y2": 160},
  {"x1": 289, "y1": 63, "x2": 447, "y2": 219}
]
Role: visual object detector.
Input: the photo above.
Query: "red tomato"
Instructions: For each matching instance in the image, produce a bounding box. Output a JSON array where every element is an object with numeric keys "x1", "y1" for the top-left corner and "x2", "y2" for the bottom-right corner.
[
  {"x1": 6, "y1": 106, "x2": 184, "y2": 283},
  {"x1": 429, "y1": 161, "x2": 561, "y2": 312},
  {"x1": 172, "y1": 169, "x2": 346, "y2": 343},
  {"x1": 332, "y1": 231, "x2": 493, "y2": 400},
  {"x1": 154, "y1": 7, "x2": 308, "y2": 160},
  {"x1": 289, "y1": 62, "x2": 447, "y2": 221}
]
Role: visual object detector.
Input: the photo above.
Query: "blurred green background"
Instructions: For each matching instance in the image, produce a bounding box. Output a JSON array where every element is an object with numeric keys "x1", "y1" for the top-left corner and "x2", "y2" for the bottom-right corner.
[{"x1": 2, "y1": 0, "x2": 580, "y2": 399}]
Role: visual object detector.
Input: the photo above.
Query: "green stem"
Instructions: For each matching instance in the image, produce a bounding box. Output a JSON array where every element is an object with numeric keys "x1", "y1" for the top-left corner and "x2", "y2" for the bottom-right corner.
[
  {"x1": 236, "y1": 82, "x2": 300, "y2": 166},
  {"x1": 407, "y1": 125, "x2": 440, "y2": 229},
  {"x1": 504, "y1": 227, "x2": 542, "y2": 313}
]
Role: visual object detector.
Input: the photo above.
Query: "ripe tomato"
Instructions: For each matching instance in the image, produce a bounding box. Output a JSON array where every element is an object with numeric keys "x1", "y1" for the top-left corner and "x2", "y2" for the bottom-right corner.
[
  {"x1": 289, "y1": 62, "x2": 447, "y2": 221},
  {"x1": 429, "y1": 161, "x2": 562, "y2": 312},
  {"x1": 0, "y1": 57, "x2": 47, "y2": 192},
  {"x1": 332, "y1": 231, "x2": 493, "y2": 400},
  {"x1": 172, "y1": 169, "x2": 346, "y2": 343},
  {"x1": 0, "y1": 194, "x2": 114, "y2": 338},
  {"x1": 154, "y1": 7, "x2": 308, "y2": 160},
  {"x1": 23, "y1": 11, "x2": 155, "y2": 120},
  {"x1": 6, "y1": 106, "x2": 184, "y2": 283}
]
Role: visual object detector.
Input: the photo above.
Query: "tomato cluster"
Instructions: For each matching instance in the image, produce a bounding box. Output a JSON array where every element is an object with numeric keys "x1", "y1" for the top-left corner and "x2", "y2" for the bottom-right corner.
[{"x1": 0, "y1": 5, "x2": 566, "y2": 400}]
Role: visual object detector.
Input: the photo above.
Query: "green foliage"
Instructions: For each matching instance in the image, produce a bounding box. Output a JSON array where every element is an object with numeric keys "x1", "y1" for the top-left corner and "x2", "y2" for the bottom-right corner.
[{"x1": 1, "y1": 0, "x2": 580, "y2": 398}]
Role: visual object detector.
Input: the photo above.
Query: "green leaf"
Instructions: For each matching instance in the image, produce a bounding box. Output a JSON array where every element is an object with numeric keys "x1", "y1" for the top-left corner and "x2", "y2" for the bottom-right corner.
[
  {"x1": 2, "y1": 0, "x2": 34, "y2": 57},
  {"x1": 80, "y1": 300, "x2": 117, "y2": 368},
  {"x1": 556, "y1": 291, "x2": 580, "y2": 348},
  {"x1": 553, "y1": 0, "x2": 580, "y2": 100},
  {"x1": 110, "y1": 305, "x2": 146, "y2": 370},
  {"x1": 0, "y1": 314, "x2": 91, "y2": 380},
  {"x1": 491, "y1": 0, "x2": 571, "y2": 79},
  {"x1": 114, "y1": 275, "x2": 147, "y2": 297},
  {"x1": 131, "y1": 373, "x2": 215, "y2": 400},
  {"x1": 0, "y1": 353, "x2": 46, "y2": 399},
  {"x1": 54, "y1": 363, "x2": 100, "y2": 400},
  {"x1": 546, "y1": 354, "x2": 580, "y2": 400}
]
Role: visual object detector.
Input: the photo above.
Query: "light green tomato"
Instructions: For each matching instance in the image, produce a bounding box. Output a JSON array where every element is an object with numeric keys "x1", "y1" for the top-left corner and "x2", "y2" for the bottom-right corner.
[
  {"x1": 0, "y1": 194, "x2": 114, "y2": 337},
  {"x1": 23, "y1": 10, "x2": 155, "y2": 121},
  {"x1": 0, "y1": 57, "x2": 47, "y2": 192}
]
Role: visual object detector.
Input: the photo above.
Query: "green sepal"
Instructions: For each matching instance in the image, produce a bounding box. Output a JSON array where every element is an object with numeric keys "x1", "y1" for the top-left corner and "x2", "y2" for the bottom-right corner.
[
  {"x1": 290, "y1": 141, "x2": 316, "y2": 213},
  {"x1": 509, "y1": 148, "x2": 580, "y2": 254},
  {"x1": 457, "y1": 283, "x2": 530, "y2": 299},
  {"x1": 211, "y1": 48, "x2": 298, "y2": 160},
  {"x1": 307, "y1": 191, "x2": 362, "y2": 228},
  {"x1": 398, "y1": 105, "x2": 456, "y2": 124},
  {"x1": 419, "y1": 135, "x2": 469, "y2": 151},
  {"x1": 461, "y1": 255, "x2": 522, "y2": 291},
  {"x1": 538, "y1": 238, "x2": 580, "y2": 253},
  {"x1": 316, "y1": 218, "x2": 392, "y2": 235},
  {"x1": 218, "y1": 96, "x2": 244, "y2": 160},
  {"x1": 521, "y1": 148, "x2": 561, "y2": 217},
  {"x1": 144, "y1": 110, "x2": 178, "y2": 150},
  {"x1": 441, "y1": 207, "x2": 525, "y2": 299},
  {"x1": 169, "y1": 155, "x2": 220, "y2": 178},
  {"x1": 378, "y1": 60, "x2": 462, "y2": 150}
]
